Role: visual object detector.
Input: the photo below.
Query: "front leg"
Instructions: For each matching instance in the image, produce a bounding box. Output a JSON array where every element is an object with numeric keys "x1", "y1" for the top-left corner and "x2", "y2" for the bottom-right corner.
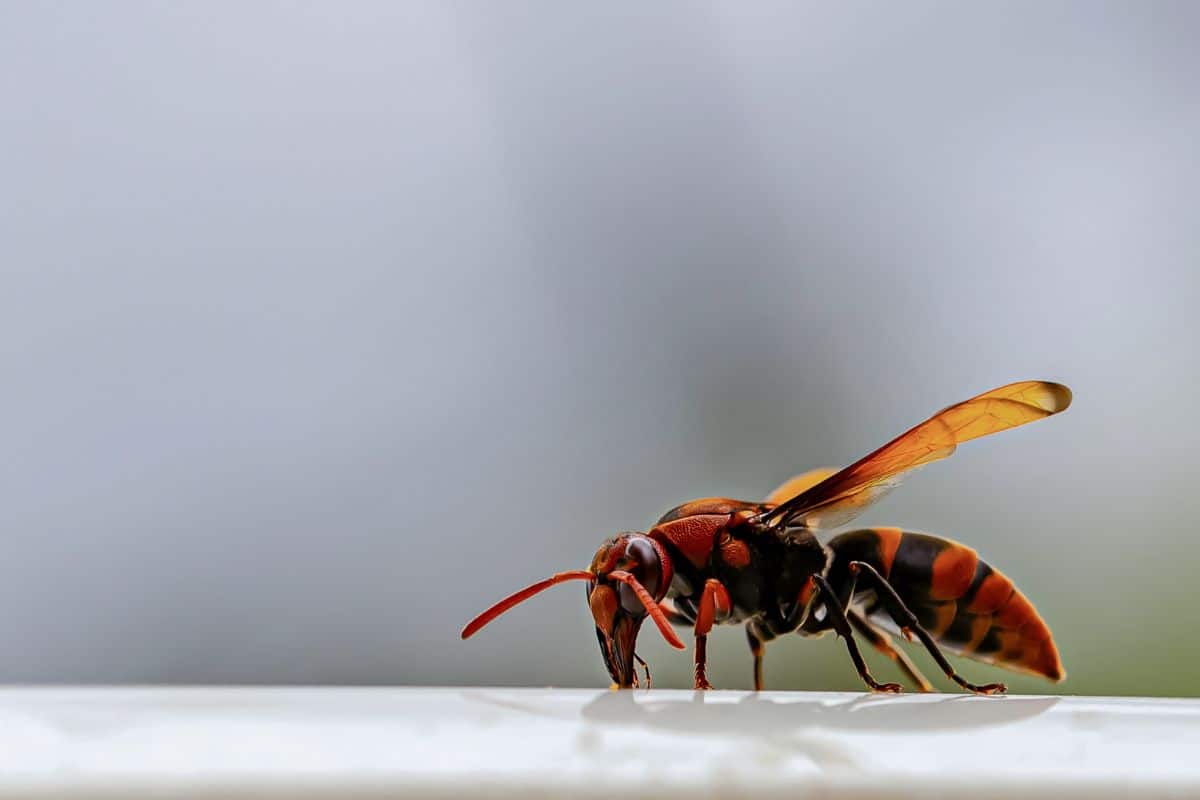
[{"x1": 693, "y1": 578, "x2": 731, "y2": 690}]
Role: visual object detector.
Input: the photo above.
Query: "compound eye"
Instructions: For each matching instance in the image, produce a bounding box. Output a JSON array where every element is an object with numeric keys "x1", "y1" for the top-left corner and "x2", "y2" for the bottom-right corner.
[
  {"x1": 617, "y1": 537, "x2": 662, "y2": 615},
  {"x1": 616, "y1": 581, "x2": 643, "y2": 616}
]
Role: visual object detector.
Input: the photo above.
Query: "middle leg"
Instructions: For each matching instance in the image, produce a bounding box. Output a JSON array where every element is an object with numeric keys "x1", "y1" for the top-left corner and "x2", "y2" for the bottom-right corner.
[
  {"x1": 745, "y1": 619, "x2": 777, "y2": 691},
  {"x1": 848, "y1": 561, "x2": 1006, "y2": 694},
  {"x1": 811, "y1": 575, "x2": 902, "y2": 693}
]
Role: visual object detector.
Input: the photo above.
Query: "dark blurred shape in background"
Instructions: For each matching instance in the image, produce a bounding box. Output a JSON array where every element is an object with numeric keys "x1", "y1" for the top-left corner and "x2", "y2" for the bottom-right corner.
[{"x1": 1, "y1": 2, "x2": 1197, "y2": 695}]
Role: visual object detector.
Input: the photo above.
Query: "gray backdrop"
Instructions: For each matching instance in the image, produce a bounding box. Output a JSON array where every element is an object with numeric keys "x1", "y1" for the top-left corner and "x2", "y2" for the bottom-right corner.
[{"x1": 2, "y1": 2, "x2": 1197, "y2": 695}]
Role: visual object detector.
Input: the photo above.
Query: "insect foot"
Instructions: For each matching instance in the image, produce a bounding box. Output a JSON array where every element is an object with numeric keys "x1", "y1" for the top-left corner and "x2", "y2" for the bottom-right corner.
[{"x1": 972, "y1": 682, "x2": 1007, "y2": 695}]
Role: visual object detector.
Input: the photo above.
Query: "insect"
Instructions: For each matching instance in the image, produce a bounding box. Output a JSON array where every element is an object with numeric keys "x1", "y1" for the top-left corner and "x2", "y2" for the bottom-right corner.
[{"x1": 462, "y1": 380, "x2": 1071, "y2": 694}]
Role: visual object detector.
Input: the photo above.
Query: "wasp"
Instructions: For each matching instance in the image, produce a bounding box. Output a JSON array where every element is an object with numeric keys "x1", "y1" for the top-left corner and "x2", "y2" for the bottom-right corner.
[{"x1": 462, "y1": 381, "x2": 1071, "y2": 694}]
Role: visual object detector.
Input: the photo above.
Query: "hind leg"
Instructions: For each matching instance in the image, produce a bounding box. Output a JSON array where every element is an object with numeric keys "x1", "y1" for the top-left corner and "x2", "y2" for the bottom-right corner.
[
  {"x1": 745, "y1": 620, "x2": 775, "y2": 691},
  {"x1": 848, "y1": 562, "x2": 1005, "y2": 695},
  {"x1": 848, "y1": 609, "x2": 934, "y2": 692}
]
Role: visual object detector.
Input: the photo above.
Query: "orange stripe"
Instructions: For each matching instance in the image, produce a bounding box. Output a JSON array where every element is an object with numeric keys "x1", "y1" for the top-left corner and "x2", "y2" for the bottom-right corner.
[
  {"x1": 995, "y1": 629, "x2": 1023, "y2": 660},
  {"x1": 927, "y1": 602, "x2": 957, "y2": 637},
  {"x1": 996, "y1": 591, "x2": 1065, "y2": 681},
  {"x1": 962, "y1": 615, "x2": 992, "y2": 653},
  {"x1": 1025, "y1": 641, "x2": 1066, "y2": 682},
  {"x1": 930, "y1": 545, "x2": 979, "y2": 601},
  {"x1": 977, "y1": 584, "x2": 1065, "y2": 681},
  {"x1": 1020, "y1": 615, "x2": 1054, "y2": 644},
  {"x1": 997, "y1": 590, "x2": 1038, "y2": 632},
  {"x1": 987, "y1": 639, "x2": 1065, "y2": 682},
  {"x1": 874, "y1": 527, "x2": 903, "y2": 578},
  {"x1": 967, "y1": 571, "x2": 1014, "y2": 614}
]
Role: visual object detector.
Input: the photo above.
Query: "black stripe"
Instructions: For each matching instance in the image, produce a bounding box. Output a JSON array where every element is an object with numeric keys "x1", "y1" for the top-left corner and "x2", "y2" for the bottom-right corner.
[
  {"x1": 826, "y1": 529, "x2": 885, "y2": 605},
  {"x1": 913, "y1": 601, "x2": 951, "y2": 633},
  {"x1": 974, "y1": 626, "x2": 1003, "y2": 655},
  {"x1": 891, "y1": 532, "x2": 945, "y2": 600},
  {"x1": 942, "y1": 611, "x2": 979, "y2": 648},
  {"x1": 957, "y1": 560, "x2": 994, "y2": 610}
]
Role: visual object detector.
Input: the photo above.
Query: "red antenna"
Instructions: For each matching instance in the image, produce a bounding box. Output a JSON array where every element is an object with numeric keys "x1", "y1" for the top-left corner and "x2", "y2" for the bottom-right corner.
[
  {"x1": 460, "y1": 569, "x2": 685, "y2": 650},
  {"x1": 461, "y1": 571, "x2": 593, "y2": 640}
]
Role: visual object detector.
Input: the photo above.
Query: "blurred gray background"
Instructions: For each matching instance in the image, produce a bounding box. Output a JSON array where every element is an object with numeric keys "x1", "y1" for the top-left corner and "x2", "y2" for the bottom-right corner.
[{"x1": 1, "y1": 2, "x2": 1197, "y2": 696}]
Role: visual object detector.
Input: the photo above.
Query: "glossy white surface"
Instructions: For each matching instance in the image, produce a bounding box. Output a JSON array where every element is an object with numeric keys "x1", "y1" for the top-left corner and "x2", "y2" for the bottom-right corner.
[{"x1": 0, "y1": 687, "x2": 1196, "y2": 798}]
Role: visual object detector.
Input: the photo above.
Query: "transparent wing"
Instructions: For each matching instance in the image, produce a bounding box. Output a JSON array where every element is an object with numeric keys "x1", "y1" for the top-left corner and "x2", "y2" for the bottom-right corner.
[{"x1": 763, "y1": 467, "x2": 839, "y2": 506}]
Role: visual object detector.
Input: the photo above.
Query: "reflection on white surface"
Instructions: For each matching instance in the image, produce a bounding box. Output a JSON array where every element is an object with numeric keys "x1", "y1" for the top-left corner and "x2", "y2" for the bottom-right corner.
[{"x1": 0, "y1": 687, "x2": 1196, "y2": 798}]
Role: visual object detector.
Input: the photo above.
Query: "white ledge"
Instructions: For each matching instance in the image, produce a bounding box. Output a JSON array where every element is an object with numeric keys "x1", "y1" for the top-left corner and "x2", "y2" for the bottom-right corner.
[{"x1": 0, "y1": 687, "x2": 1196, "y2": 798}]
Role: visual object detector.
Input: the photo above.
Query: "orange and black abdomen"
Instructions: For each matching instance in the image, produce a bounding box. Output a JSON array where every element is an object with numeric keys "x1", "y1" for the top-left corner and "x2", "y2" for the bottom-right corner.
[{"x1": 826, "y1": 528, "x2": 1064, "y2": 681}]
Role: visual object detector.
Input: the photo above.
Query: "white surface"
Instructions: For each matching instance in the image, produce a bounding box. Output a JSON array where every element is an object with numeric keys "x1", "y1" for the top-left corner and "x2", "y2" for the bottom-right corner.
[{"x1": 0, "y1": 687, "x2": 1197, "y2": 799}]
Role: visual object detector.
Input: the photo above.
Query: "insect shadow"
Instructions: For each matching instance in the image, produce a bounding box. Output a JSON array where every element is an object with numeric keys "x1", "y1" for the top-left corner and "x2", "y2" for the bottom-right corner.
[
  {"x1": 467, "y1": 689, "x2": 1059, "y2": 772},
  {"x1": 580, "y1": 689, "x2": 1060, "y2": 736}
]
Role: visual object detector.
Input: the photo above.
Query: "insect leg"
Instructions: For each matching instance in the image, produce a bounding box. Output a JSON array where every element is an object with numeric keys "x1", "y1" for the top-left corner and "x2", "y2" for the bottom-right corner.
[
  {"x1": 745, "y1": 620, "x2": 775, "y2": 691},
  {"x1": 693, "y1": 578, "x2": 731, "y2": 690},
  {"x1": 847, "y1": 609, "x2": 934, "y2": 692},
  {"x1": 633, "y1": 653, "x2": 651, "y2": 689},
  {"x1": 811, "y1": 575, "x2": 902, "y2": 693},
  {"x1": 848, "y1": 561, "x2": 1006, "y2": 695}
]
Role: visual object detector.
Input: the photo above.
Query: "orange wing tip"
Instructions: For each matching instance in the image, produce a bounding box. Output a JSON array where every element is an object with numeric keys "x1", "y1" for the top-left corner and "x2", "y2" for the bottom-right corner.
[{"x1": 980, "y1": 379, "x2": 1072, "y2": 414}]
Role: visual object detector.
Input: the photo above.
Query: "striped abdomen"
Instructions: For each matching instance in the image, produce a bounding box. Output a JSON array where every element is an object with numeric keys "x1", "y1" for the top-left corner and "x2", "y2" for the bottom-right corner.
[{"x1": 826, "y1": 528, "x2": 1064, "y2": 681}]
